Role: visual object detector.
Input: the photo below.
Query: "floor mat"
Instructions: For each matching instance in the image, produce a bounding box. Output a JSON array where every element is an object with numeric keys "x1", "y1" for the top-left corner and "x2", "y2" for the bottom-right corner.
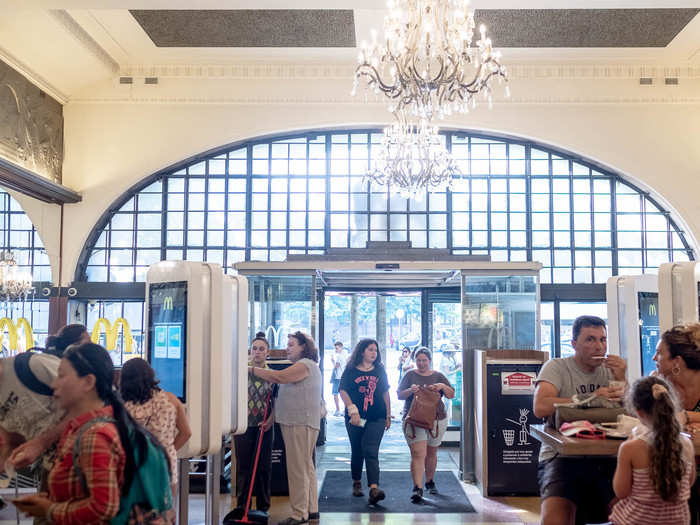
[{"x1": 318, "y1": 470, "x2": 475, "y2": 514}]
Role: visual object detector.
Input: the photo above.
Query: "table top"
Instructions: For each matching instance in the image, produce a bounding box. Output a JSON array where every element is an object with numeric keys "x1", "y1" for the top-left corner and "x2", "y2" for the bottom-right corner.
[{"x1": 530, "y1": 424, "x2": 700, "y2": 457}]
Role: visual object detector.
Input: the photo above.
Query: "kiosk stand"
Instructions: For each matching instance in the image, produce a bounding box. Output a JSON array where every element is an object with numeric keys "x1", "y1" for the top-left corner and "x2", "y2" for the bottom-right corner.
[
  {"x1": 146, "y1": 261, "x2": 247, "y2": 525},
  {"x1": 659, "y1": 262, "x2": 700, "y2": 332},
  {"x1": 606, "y1": 274, "x2": 659, "y2": 380}
]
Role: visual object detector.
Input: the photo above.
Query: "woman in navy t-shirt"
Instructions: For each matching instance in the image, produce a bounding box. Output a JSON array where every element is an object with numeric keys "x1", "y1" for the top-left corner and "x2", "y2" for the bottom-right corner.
[{"x1": 339, "y1": 338, "x2": 391, "y2": 506}]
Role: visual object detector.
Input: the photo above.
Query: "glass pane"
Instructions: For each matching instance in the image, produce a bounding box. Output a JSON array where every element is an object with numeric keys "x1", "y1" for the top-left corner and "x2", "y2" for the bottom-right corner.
[
  {"x1": 558, "y1": 302, "x2": 607, "y2": 358},
  {"x1": 462, "y1": 274, "x2": 538, "y2": 350}
]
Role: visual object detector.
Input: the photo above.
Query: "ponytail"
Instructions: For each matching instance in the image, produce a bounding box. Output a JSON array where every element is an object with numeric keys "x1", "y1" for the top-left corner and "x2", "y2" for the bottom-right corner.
[{"x1": 629, "y1": 376, "x2": 686, "y2": 501}]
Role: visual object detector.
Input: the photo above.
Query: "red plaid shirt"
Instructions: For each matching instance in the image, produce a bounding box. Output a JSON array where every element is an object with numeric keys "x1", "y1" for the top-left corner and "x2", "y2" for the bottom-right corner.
[{"x1": 47, "y1": 405, "x2": 125, "y2": 524}]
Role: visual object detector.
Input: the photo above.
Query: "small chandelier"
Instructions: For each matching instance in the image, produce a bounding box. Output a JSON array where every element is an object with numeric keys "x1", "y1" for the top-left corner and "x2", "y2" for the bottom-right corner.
[
  {"x1": 367, "y1": 112, "x2": 457, "y2": 198},
  {"x1": 0, "y1": 251, "x2": 34, "y2": 302},
  {"x1": 353, "y1": 0, "x2": 508, "y2": 121}
]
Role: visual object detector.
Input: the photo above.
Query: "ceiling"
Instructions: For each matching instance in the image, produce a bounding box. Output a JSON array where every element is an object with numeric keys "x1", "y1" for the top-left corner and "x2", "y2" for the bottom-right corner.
[{"x1": 0, "y1": 1, "x2": 699, "y2": 102}]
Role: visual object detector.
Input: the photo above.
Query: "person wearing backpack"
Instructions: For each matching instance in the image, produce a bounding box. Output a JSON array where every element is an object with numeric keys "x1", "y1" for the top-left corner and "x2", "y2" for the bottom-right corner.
[
  {"x1": 12, "y1": 343, "x2": 173, "y2": 524},
  {"x1": 397, "y1": 347, "x2": 454, "y2": 503},
  {"x1": 120, "y1": 357, "x2": 191, "y2": 496}
]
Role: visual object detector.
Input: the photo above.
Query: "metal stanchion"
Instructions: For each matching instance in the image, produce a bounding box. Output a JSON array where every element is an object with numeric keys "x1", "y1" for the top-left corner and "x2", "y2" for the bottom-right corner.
[
  {"x1": 205, "y1": 452, "x2": 221, "y2": 525},
  {"x1": 177, "y1": 457, "x2": 189, "y2": 525}
]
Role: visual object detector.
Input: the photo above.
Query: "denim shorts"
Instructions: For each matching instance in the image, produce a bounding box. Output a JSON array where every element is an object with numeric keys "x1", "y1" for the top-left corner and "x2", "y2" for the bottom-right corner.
[{"x1": 403, "y1": 417, "x2": 448, "y2": 447}]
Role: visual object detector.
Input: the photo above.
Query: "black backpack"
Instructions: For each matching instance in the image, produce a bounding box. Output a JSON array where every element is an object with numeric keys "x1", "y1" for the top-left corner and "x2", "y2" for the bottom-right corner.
[{"x1": 13, "y1": 351, "x2": 54, "y2": 397}]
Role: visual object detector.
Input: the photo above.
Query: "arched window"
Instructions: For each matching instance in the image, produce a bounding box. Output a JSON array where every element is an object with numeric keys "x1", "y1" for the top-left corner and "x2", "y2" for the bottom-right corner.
[
  {"x1": 0, "y1": 188, "x2": 51, "y2": 348},
  {"x1": 77, "y1": 130, "x2": 694, "y2": 284}
]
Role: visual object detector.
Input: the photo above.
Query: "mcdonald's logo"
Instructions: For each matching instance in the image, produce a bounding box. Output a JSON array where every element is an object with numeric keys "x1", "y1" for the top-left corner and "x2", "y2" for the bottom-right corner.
[
  {"x1": 649, "y1": 303, "x2": 656, "y2": 316},
  {"x1": 163, "y1": 296, "x2": 173, "y2": 310},
  {"x1": 91, "y1": 317, "x2": 134, "y2": 354},
  {"x1": 0, "y1": 317, "x2": 34, "y2": 354}
]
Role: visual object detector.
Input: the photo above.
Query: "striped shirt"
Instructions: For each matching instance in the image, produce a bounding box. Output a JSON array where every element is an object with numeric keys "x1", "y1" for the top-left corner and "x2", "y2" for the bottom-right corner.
[
  {"x1": 610, "y1": 436, "x2": 694, "y2": 525},
  {"x1": 47, "y1": 405, "x2": 126, "y2": 524}
]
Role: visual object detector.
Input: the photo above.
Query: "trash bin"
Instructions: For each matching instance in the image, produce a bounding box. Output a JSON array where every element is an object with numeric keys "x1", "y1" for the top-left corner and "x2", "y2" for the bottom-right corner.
[{"x1": 474, "y1": 349, "x2": 547, "y2": 496}]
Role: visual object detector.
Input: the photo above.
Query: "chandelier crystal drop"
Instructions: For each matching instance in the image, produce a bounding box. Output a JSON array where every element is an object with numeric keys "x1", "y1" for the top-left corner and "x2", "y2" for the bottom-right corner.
[
  {"x1": 353, "y1": 0, "x2": 509, "y2": 121},
  {"x1": 0, "y1": 250, "x2": 34, "y2": 302},
  {"x1": 366, "y1": 112, "x2": 457, "y2": 198}
]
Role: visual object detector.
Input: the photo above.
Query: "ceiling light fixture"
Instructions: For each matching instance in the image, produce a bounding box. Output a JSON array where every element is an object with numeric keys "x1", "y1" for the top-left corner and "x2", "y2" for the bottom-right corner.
[
  {"x1": 0, "y1": 251, "x2": 34, "y2": 302},
  {"x1": 353, "y1": 0, "x2": 509, "y2": 121},
  {"x1": 366, "y1": 111, "x2": 457, "y2": 198}
]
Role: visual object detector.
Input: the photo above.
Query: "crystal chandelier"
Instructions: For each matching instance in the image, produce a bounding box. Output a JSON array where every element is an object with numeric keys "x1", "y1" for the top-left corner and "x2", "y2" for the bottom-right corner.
[
  {"x1": 353, "y1": 0, "x2": 508, "y2": 121},
  {"x1": 0, "y1": 251, "x2": 34, "y2": 302},
  {"x1": 367, "y1": 111, "x2": 457, "y2": 198}
]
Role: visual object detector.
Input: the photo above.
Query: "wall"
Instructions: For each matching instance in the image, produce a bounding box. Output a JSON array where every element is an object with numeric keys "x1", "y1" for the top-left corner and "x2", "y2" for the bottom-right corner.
[{"x1": 51, "y1": 66, "x2": 700, "y2": 285}]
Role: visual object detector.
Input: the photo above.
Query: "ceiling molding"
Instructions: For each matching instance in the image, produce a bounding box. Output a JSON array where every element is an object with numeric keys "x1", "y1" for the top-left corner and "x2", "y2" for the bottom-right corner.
[
  {"x1": 68, "y1": 95, "x2": 700, "y2": 105},
  {"x1": 0, "y1": 48, "x2": 68, "y2": 104},
  {"x1": 50, "y1": 10, "x2": 120, "y2": 75},
  {"x1": 119, "y1": 63, "x2": 700, "y2": 80}
]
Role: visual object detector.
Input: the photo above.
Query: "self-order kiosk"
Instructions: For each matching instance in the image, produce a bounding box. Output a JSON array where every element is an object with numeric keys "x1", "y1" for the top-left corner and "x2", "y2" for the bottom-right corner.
[
  {"x1": 607, "y1": 274, "x2": 660, "y2": 380},
  {"x1": 659, "y1": 261, "x2": 700, "y2": 333},
  {"x1": 145, "y1": 260, "x2": 248, "y2": 454}
]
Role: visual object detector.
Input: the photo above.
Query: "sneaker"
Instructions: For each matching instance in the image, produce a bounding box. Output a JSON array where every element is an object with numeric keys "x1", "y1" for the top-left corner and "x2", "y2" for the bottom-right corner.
[
  {"x1": 425, "y1": 479, "x2": 437, "y2": 494},
  {"x1": 368, "y1": 487, "x2": 385, "y2": 505},
  {"x1": 411, "y1": 486, "x2": 423, "y2": 503},
  {"x1": 333, "y1": 410, "x2": 342, "y2": 417},
  {"x1": 278, "y1": 518, "x2": 307, "y2": 525},
  {"x1": 307, "y1": 512, "x2": 320, "y2": 522},
  {"x1": 353, "y1": 480, "x2": 364, "y2": 497}
]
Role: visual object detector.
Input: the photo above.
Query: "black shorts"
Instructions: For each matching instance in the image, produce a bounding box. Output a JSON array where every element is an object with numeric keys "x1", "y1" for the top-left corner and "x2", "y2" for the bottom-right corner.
[
  {"x1": 538, "y1": 456, "x2": 616, "y2": 524},
  {"x1": 331, "y1": 378, "x2": 340, "y2": 394}
]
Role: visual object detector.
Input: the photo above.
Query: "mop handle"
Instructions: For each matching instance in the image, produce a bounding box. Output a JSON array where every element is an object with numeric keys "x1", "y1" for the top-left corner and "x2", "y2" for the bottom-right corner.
[{"x1": 243, "y1": 388, "x2": 273, "y2": 521}]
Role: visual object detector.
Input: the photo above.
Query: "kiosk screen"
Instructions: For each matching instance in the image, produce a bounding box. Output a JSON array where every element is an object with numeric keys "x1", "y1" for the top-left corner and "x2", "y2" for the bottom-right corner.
[
  {"x1": 638, "y1": 291, "x2": 659, "y2": 377},
  {"x1": 148, "y1": 281, "x2": 187, "y2": 402}
]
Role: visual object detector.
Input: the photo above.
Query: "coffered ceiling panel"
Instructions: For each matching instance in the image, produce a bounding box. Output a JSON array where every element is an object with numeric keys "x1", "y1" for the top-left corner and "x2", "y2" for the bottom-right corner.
[{"x1": 130, "y1": 9, "x2": 356, "y2": 48}]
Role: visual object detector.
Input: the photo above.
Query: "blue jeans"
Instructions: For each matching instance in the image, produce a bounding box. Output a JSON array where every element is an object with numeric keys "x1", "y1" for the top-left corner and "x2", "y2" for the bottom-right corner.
[{"x1": 345, "y1": 418, "x2": 385, "y2": 486}]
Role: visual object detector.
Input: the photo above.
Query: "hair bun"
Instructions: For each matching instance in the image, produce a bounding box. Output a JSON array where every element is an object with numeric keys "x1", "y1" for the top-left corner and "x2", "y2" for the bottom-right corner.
[
  {"x1": 255, "y1": 331, "x2": 266, "y2": 338},
  {"x1": 687, "y1": 323, "x2": 700, "y2": 351}
]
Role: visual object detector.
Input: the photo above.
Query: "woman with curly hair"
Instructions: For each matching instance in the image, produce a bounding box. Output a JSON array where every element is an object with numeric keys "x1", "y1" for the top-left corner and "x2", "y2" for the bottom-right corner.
[
  {"x1": 338, "y1": 338, "x2": 391, "y2": 505},
  {"x1": 609, "y1": 376, "x2": 696, "y2": 525}
]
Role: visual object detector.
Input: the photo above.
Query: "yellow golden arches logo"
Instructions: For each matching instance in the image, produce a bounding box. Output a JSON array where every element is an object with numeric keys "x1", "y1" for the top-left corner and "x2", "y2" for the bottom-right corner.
[
  {"x1": 91, "y1": 317, "x2": 134, "y2": 354},
  {"x1": 0, "y1": 317, "x2": 34, "y2": 354},
  {"x1": 163, "y1": 296, "x2": 173, "y2": 310}
]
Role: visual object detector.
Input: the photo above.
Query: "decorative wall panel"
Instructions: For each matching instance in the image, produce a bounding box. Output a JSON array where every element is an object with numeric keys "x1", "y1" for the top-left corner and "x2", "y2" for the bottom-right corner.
[{"x1": 0, "y1": 59, "x2": 63, "y2": 183}]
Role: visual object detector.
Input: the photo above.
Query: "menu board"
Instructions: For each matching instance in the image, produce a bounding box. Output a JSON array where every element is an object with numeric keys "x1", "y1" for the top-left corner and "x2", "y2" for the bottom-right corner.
[{"x1": 148, "y1": 281, "x2": 187, "y2": 402}]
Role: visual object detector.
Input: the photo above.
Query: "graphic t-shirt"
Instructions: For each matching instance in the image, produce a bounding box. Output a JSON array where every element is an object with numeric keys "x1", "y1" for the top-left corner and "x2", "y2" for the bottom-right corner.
[
  {"x1": 339, "y1": 366, "x2": 390, "y2": 421},
  {"x1": 535, "y1": 356, "x2": 613, "y2": 461}
]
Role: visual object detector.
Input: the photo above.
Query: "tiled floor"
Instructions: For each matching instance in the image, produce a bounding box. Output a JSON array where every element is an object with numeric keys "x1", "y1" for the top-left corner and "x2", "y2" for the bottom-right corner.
[{"x1": 1, "y1": 417, "x2": 542, "y2": 524}]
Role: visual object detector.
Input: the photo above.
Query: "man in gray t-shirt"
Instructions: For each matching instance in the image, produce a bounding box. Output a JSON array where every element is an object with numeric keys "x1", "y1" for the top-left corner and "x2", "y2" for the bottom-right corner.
[{"x1": 533, "y1": 315, "x2": 627, "y2": 525}]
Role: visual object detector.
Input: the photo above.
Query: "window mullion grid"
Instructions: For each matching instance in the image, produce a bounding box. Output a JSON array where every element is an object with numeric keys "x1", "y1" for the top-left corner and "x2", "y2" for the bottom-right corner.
[
  {"x1": 323, "y1": 133, "x2": 332, "y2": 251},
  {"x1": 160, "y1": 175, "x2": 168, "y2": 262},
  {"x1": 468, "y1": 136, "x2": 473, "y2": 254},
  {"x1": 132, "y1": 188, "x2": 138, "y2": 282},
  {"x1": 273, "y1": 147, "x2": 278, "y2": 260},
  {"x1": 640, "y1": 193, "x2": 647, "y2": 270},
  {"x1": 548, "y1": 152, "x2": 555, "y2": 282},
  {"x1": 589, "y1": 173, "x2": 596, "y2": 276},
  {"x1": 183, "y1": 170, "x2": 190, "y2": 261},
  {"x1": 222, "y1": 155, "x2": 230, "y2": 271},
  {"x1": 553, "y1": 299, "x2": 561, "y2": 358},
  {"x1": 305, "y1": 139, "x2": 310, "y2": 254},
  {"x1": 610, "y1": 176, "x2": 619, "y2": 275},
  {"x1": 282, "y1": 143, "x2": 292, "y2": 261},
  {"x1": 203, "y1": 161, "x2": 210, "y2": 262},
  {"x1": 524, "y1": 143, "x2": 533, "y2": 263},
  {"x1": 569, "y1": 159, "x2": 575, "y2": 283},
  {"x1": 446, "y1": 131, "x2": 453, "y2": 252},
  {"x1": 664, "y1": 211, "x2": 673, "y2": 260},
  {"x1": 486, "y1": 153, "x2": 492, "y2": 257},
  {"x1": 244, "y1": 144, "x2": 253, "y2": 262}
]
